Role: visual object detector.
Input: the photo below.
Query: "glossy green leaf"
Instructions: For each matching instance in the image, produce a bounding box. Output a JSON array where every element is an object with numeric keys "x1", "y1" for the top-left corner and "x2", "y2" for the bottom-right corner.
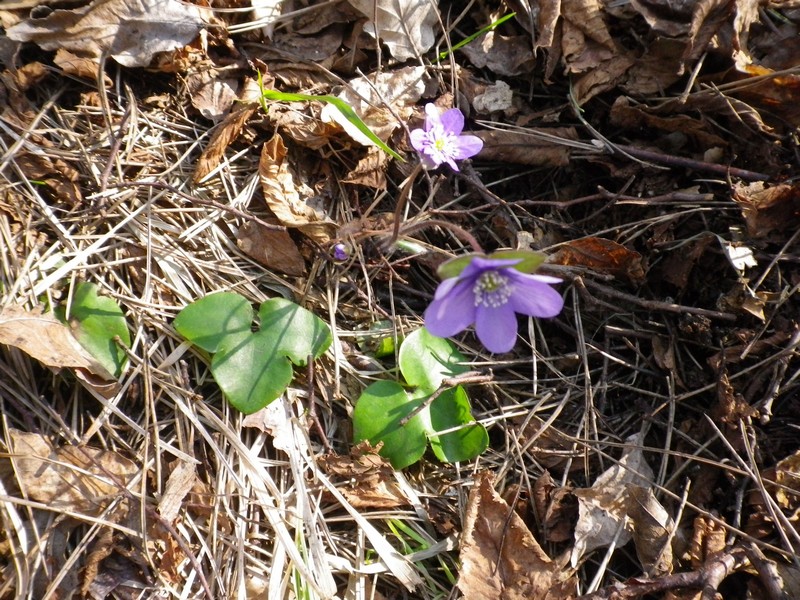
[
  {"x1": 436, "y1": 254, "x2": 480, "y2": 280},
  {"x1": 428, "y1": 386, "x2": 489, "y2": 463},
  {"x1": 352, "y1": 380, "x2": 428, "y2": 469},
  {"x1": 490, "y1": 249, "x2": 547, "y2": 273},
  {"x1": 398, "y1": 328, "x2": 468, "y2": 394},
  {"x1": 174, "y1": 292, "x2": 332, "y2": 414},
  {"x1": 257, "y1": 298, "x2": 332, "y2": 366},
  {"x1": 173, "y1": 292, "x2": 252, "y2": 353},
  {"x1": 211, "y1": 332, "x2": 293, "y2": 414},
  {"x1": 56, "y1": 281, "x2": 130, "y2": 378}
]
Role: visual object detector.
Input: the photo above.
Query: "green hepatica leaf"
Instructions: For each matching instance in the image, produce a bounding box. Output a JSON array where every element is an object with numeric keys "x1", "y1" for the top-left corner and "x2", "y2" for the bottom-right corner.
[
  {"x1": 352, "y1": 381, "x2": 428, "y2": 470},
  {"x1": 57, "y1": 282, "x2": 130, "y2": 378},
  {"x1": 174, "y1": 293, "x2": 332, "y2": 414},
  {"x1": 211, "y1": 331, "x2": 293, "y2": 414},
  {"x1": 398, "y1": 328, "x2": 468, "y2": 394},
  {"x1": 427, "y1": 386, "x2": 488, "y2": 463},
  {"x1": 173, "y1": 292, "x2": 252, "y2": 353},
  {"x1": 257, "y1": 298, "x2": 332, "y2": 366}
]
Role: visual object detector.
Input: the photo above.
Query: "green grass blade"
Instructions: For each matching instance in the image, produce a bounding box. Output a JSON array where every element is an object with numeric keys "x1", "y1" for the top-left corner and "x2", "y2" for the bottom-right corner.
[{"x1": 437, "y1": 13, "x2": 516, "y2": 62}]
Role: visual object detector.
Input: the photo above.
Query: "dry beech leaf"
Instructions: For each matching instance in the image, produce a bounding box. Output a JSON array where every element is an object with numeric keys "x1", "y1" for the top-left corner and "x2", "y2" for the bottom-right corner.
[
  {"x1": 343, "y1": 147, "x2": 389, "y2": 189},
  {"x1": 732, "y1": 181, "x2": 800, "y2": 239},
  {"x1": 553, "y1": 237, "x2": 646, "y2": 284},
  {"x1": 346, "y1": 0, "x2": 437, "y2": 61},
  {"x1": 7, "y1": 429, "x2": 138, "y2": 517},
  {"x1": 460, "y1": 32, "x2": 536, "y2": 77},
  {"x1": 473, "y1": 128, "x2": 577, "y2": 168},
  {"x1": 0, "y1": 305, "x2": 112, "y2": 379},
  {"x1": 318, "y1": 441, "x2": 410, "y2": 509},
  {"x1": 259, "y1": 133, "x2": 336, "y2": 243},
  {"x1": 236, "y1": 220, "x2": 306, "y2": 277},
  {"x1": 193, "y1": 77, "x2": 262, "y2": 183},
  {"x1": 571, "y1": 433, "x2": 655, "y2": 566},
  {"x1": 627, "y1": 484, "x2": 674, "y2": 576},
  {"x1": 7, "y1": 0, "x2": 205, "y2": 68},
  {"x1": 459, "y1": 471, "x2": 576, "y2": 600}
]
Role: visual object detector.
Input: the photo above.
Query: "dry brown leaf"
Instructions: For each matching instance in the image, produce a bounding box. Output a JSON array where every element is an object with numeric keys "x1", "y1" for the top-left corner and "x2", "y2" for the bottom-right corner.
[
  {"x1": 460, "y1": 32, "x2": 536, "y2": 77},
  {"x1": 627, "y1": 485, "x2": 674, "y2": 576},
  {"x1": 458, "y1": 471, "x2": 576, "y2": 600},
  {"x1": 732, "y1": 181, "x2": 800, "y2": 239},
  {"x1": 259, "y1": 133, "x2": 335, "y2": 244},
  {"x1": 552, "y1": 237, "x2": 646, "y2": 284},
  {"x1": 193, "y1": 77, "x2": 261, "y2": 183},
  {"x1": 689, "y1": 515, "x2": 727, "y2": 567},
  {"x1": 54, "y1": 48, "x2": 111, "y2": 85},
  {"x1": 318, "y1": 442, "x2": 410, "y2": 509},
  {"x1": 158, "y1": 460, "x2": 197, "y2": 523},
  {"x1": 533, "y1": 0, "x2": 561, "y2": 51},
  {"x1": 571, "y1": 434, "x2": 655, "y2": 566},
  {"x1": 267, "y1": 101, "x2": 341, "y2": 150},
  {"x1": 6, "y1": 429, "x2": 138, "y2": 517},
  {"x1": 473, "y1": 128, "x2": 576, "y2": 168},
  {"x1": 186, "y1": 70, "x2": 238, "y2": 122},
  {"x1": 236, "y1": 220, "x2": 306, "y2": 277},
  {"x1": 532, "y1": 471, "x2": 578, "y2": 543},
  {"x1": 7, "y1": 0, "x2": 205, "y2": 67},
  {"x1": 572, "y1": 54, "x2": 636, "y2": 105},
  {"x1": 0, "y1": 305, "x2": 112, "y2": 379},
  {"x1": 346, "y1": 0, "x2": 437, "y2": 61},
  {"x1": 343, "y1": 147, "x2": 389, "y2": 189},
  {"x1": 13, "y1": 151, "x2": 82, "y2": 206}
]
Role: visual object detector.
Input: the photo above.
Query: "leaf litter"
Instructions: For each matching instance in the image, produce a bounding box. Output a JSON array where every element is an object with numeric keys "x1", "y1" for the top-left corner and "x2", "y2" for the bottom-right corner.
[{"x1": 0, "y1": 0, "x2": 799, "y2": 598}]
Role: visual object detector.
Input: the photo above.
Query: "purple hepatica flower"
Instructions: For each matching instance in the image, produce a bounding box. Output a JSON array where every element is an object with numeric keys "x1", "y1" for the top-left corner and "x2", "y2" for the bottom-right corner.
[
  {"x1": 409, "y1": 103, "x2": 483, "y2": 171},
  {"x1": 425, "y1": 256, "x2": 564, "y2": 354}
]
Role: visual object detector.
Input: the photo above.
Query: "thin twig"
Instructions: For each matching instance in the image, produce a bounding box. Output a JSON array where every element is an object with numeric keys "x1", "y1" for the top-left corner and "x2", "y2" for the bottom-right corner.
[{"x1": 399, "y1": 371, "x2": 493, "y2": 426}]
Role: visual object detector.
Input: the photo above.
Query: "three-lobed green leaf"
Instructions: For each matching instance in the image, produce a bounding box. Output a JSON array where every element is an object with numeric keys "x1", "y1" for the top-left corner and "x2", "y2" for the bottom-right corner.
[{"x1": 174, "y1": 293, "x2": 332, "y2": 414}]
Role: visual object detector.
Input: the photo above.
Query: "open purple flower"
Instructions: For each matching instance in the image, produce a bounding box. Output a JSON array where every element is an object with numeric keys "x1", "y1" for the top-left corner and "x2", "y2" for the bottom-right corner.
[
  {"x1": 425, "y1": 256, "x2": 563, "y2": 353},
  {"x1": 409, "y1": 103, "x2": 483, "y2": 171}
]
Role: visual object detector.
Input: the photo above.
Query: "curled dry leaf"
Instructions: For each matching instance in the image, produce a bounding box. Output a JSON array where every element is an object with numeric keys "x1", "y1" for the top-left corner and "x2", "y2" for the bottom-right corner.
[
  {"x1": 459, "y1": 471, "x2": 576, "y2": 600},
  {"x1": 571, "y1": 433, "x2": 655, "y2": 566},
  {"x1": 5, "y1": 429, "x2": 138, "y2": 517},
  {"x1": 473, "y1": 128, "x2": 577, "y2": 168},
  {"x1": 346, "y1": 0, "x2": 437, "y2": 61},
  {"x1": 460, "y1": 32, "x2": 536, "y2": 77},
  {"x1": 236, "y1": 220, "x2": 306, "y2": 277},
  {"x1": 732, "y1": 181, "x2": 800, "y2": 239},
  {"x1": 627, "y1": 484, "x2": 674, "y2": 576},
  {"x1": 0, "y1": 305, "x2": 113, "y2": 379},
  {"x1": 259, "y1": 133, "x2": 336, "y2": 244},
  {"x1": 7, "y1": 0, "x2": 206, "y2": 68},
  {"x1": 553, "y1": 237, "x2": 646, "y2": 284}
]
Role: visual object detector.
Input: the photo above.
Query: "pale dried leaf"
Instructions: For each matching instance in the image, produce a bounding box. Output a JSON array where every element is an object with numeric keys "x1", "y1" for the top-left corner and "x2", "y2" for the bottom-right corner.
[
  {"x1": 0, "y1": 305, "x2": 112, "y2": 379},
  {"x1": 571, "y1": 433, "x2": 655, "y2": 566},
  {"x1": 259, "y1": 133, "x2": 336, "y2": 243},
  {"x1": 321, "y1": 65, "x2": 428, "y2": 147},
  {"x1": 460, "y1": 32, "x2": 536, "y2": 77},
  {"x1": 7, "y1": 0, "x2": 205, "y2": 68},
  {"x1": 7, "y1": 429, "x2": 138, "y2": 517},
  {"x1": 459, "y1": 471, "x2": 576, "y2": 600},
  {"x1": 237, "y1": 221, "x2": 306, "y2": 277},
  {"x1": 159, "y1": 460, "x2": 197, "y2": 523},
  {"x1": 627, "y1": 485, "x2": 674, "y2": 576},
  {"x1": 473, "y1": 128, "x2": 576, "y2": 167},
  {"x1": 346, "y1": 0, "x2": 437, "y2": 61}
]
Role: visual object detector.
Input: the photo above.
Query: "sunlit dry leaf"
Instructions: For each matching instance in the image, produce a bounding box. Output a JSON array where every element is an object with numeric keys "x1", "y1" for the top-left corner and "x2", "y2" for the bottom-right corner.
[
  {"x1": 572, "y1": 54, "x2": 636, "y2": 104},
  {"x1": 473, "y1": 128, "x2": 576, "y2": 168},
  {"x1": 553, "y1": 237, "x2": 646, "y2": 284},
  {"x1": 346, "y1": 0, "x2": 437, "y2": 61},
  {"x1": 14, "y1": 151, "x2": 82, "y2": 206},
  {"x1": 627, "y1": 485, "x2": 674, "y2": 576},
  {"x1": 0, "y1": 305, "x2": 112, "y2": 379},
  {"x1": 318, "y1": 441, "x2": 410, "y2": 509},
  {"x1": 343, "y1": 147, "x2": 389, "y2": 189},
  {"x1": 186, "y1": 70, "x2": 238, "y2": 122},
  {"x1": 54, "y1": 48, "x2": 111, "y2": 85},
  {"x1": 259, "y1": 133, "x2": 336, "y2": 243},
  {"x1": 689, "y1": 515, "x2": 727, "y2": 567},
  {"x1": 6, "y1": 429, "x2": 138, "y2": 517},
  {"x1": 193, "y1": 77, "x2": 262, "y2": 183},
  {"x1": 532, "y1": 471, "x2": 578, "y2": 543},
  {"x1": 7, "y1": 0, "x2": 205, "y2": 68},
  {"x1": 459, "y1": 471, "x2": 576, "y2": 600},
  {"x1": 237, "y1": 220, "x2": 306, "y2": 277},
  {"x1": 732, "y1": 181, "x2": 800, "y2": 239},
  {"x1": 571, "y1": 433, "x2": 655, "y2": 566},
  {"x1": 533, "y1": 0, "x2": 561, "y2": 50},
  {"x1": 158, "y1": 460, "x2": 197, "y2": 523},
  {"x1": 321, "y1": 65, "x2": 429, "y2": 147},
  {"x1": 460, "y1": 32, "x2": 536, "y2": 77}
]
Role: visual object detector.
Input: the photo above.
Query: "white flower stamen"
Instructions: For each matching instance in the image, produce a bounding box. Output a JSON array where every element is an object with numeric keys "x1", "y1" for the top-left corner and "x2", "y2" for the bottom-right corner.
[{"x1": 473, "y1": 271, "x2": 512, "y2": 308}]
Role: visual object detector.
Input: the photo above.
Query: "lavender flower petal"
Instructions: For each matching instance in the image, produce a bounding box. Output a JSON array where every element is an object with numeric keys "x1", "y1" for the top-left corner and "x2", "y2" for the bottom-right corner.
[
  {"x1": 475, "y1": 302, "x2": 518, "y2": 353},
  {"x1": 451, "y1": 135, "x2": 483, "y2": 160},
  {"x1": 508, "y1": 272, "x2": 565, "y2": 318},
  {"x1": 424, "y1": 278, "x2": 477, "y2": 337},
  {"x1": 439, "y1": 108, "x2": 465, "y2": 135}
]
